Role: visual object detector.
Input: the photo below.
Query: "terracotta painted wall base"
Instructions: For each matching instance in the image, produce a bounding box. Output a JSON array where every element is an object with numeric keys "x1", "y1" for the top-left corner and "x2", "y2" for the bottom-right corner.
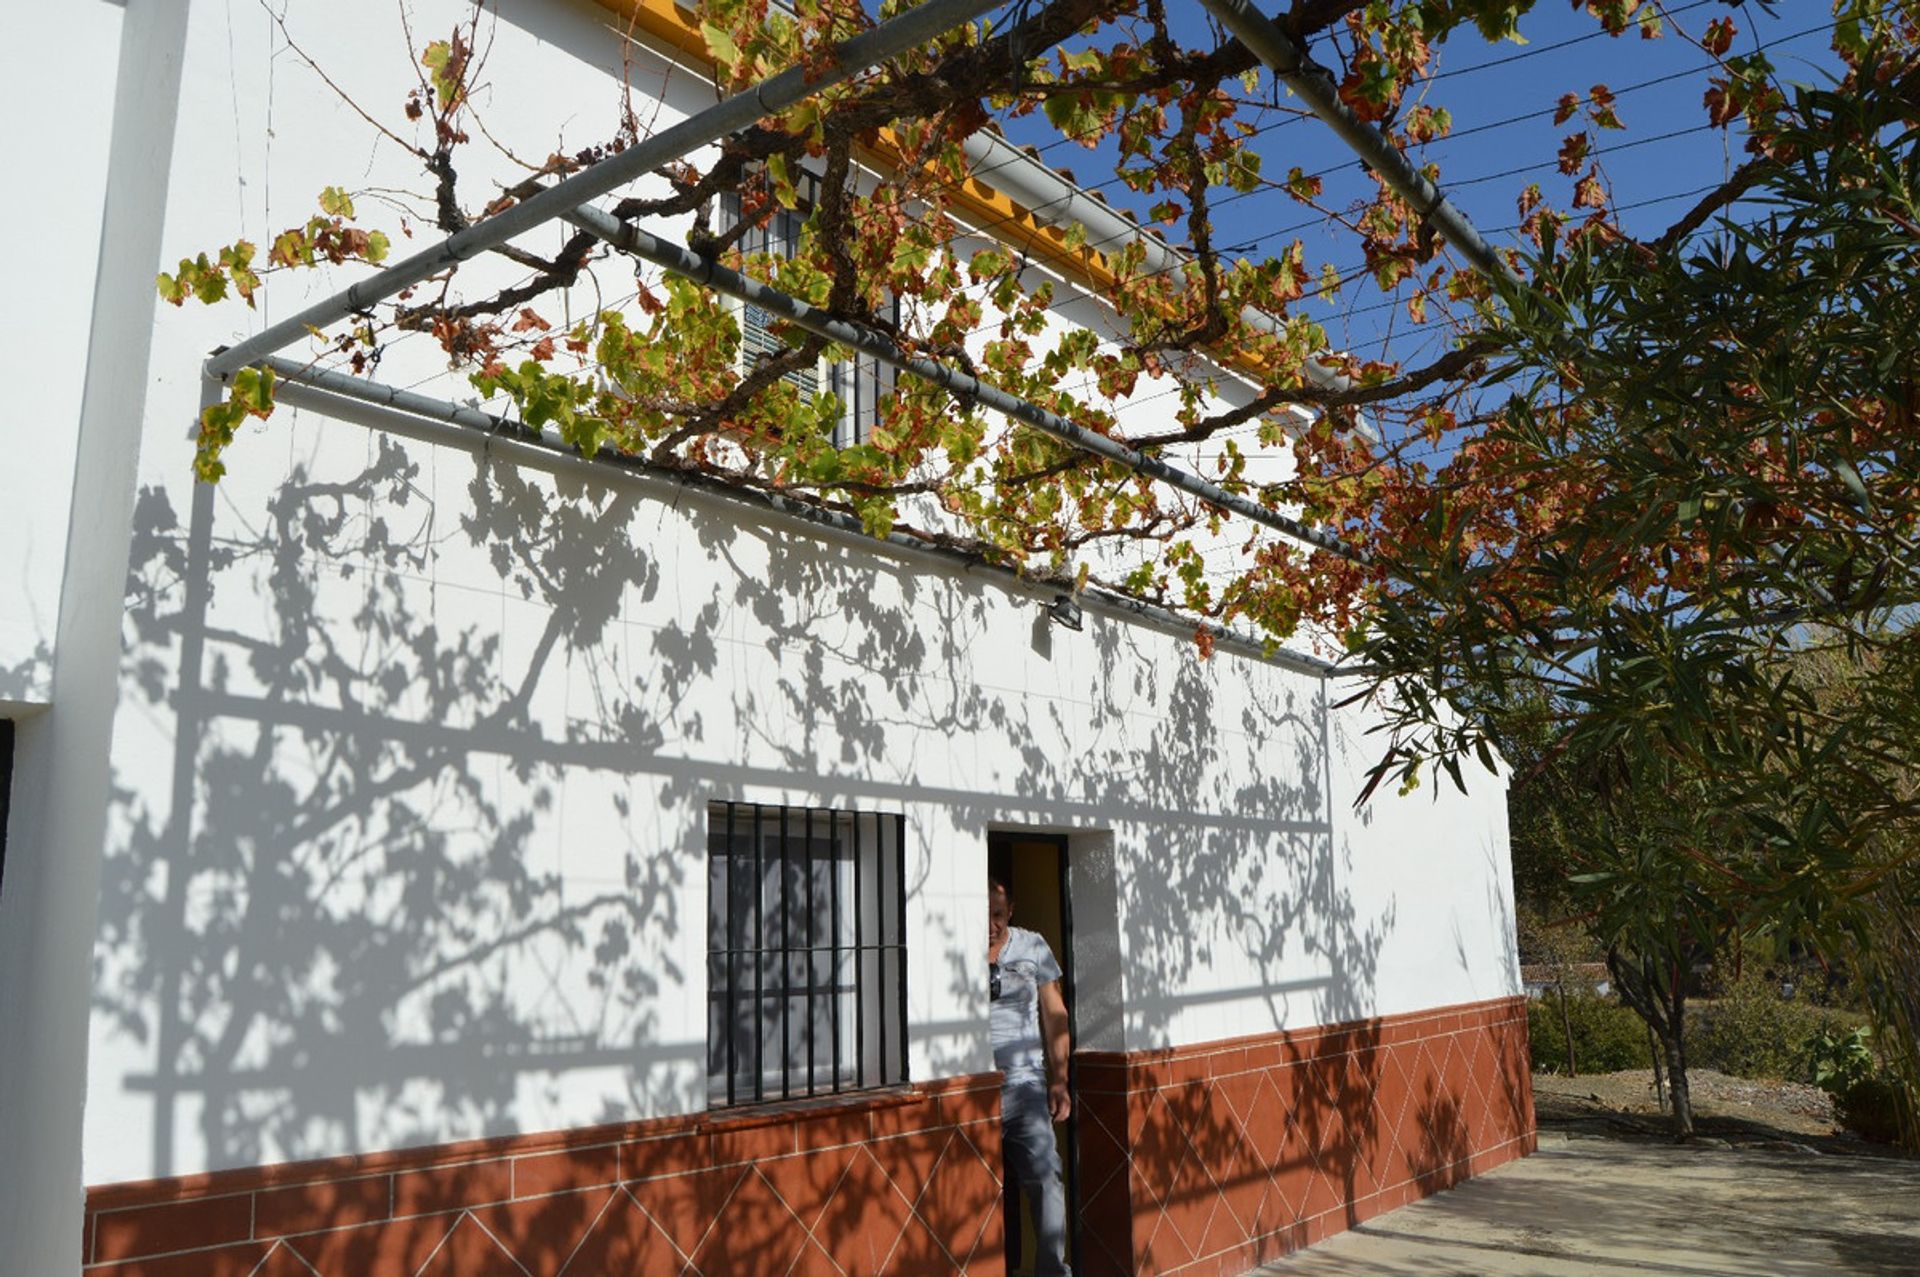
[
  {"x1": 1074, "y1": 996, "x2": 1535, "y2": 1276},
  {"x1": 81, "y1": 996, "x2": 1532, "y2": 1276},
  {"x1": 81, "y1": 1075, "x2": 1006, "y2": 1276}
]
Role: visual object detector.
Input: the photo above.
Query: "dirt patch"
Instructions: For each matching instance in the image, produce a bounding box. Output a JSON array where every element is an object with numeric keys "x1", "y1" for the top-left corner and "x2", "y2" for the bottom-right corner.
[{"x1": 1532, "y1": 1067, "x2": 1906, "y2": 1156}]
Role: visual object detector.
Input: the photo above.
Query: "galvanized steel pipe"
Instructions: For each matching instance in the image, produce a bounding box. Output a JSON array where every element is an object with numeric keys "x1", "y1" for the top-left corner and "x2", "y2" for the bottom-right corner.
[
  {"x1": 1198, "y1": 0, "x2": 1526, "y2": 292},
  {"x1": 563, "y1": 202, "x2": 1367, "y2": 562},
  {"x1": 205, "y1": 0, "x2": 1008, "y2": 380}
]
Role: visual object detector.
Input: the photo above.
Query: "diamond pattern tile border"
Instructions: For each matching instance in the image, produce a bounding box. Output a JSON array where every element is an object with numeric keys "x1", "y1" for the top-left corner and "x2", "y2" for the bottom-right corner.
[
  {"x1": 81, "y1": 1074, "x2": 1007, "y2": 1277},
  {"x1": 81, "y1": 999, "x2": 1532, "y2": 1277},
  {"x1": 1073, "y1": 995, "x2": 1536, "y2": 1277}
]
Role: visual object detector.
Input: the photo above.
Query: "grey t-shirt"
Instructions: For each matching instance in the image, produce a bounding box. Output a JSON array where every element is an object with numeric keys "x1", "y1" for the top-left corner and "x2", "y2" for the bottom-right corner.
[{"x1": 990, "y1": 926, "x2": 1062, "y2": 1081}]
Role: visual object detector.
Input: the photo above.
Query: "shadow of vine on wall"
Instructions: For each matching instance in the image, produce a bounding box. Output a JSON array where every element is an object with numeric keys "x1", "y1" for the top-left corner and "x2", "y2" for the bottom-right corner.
[
  {"x1": 103, "y1": 432, "x2": 701, "y2": 1177},
  {"x1": 91, "y1": 394, "x2": 1502, "y2": 1272},
  {"x1": 82, "y1": 407, "x2": 1076, "y2": 1265}
]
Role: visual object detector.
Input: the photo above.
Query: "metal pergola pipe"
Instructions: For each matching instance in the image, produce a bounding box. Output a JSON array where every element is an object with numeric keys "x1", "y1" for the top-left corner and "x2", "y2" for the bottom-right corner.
[
  {"x1": 243, "y1": 354, "x2": 1345, "y2": 676},
  {"x1": 202, "y1": 0, "x2": 1365, "y2": 569},
  {"x1": 1198, "y1": 0, "x2": 1526, "y2": 292},
  {"x1": 205, "y1": 0, "x2": 1008, "y2": 381},
  {"x1": 558, "y1": 201, "x2": 1367, "y2": 562}
]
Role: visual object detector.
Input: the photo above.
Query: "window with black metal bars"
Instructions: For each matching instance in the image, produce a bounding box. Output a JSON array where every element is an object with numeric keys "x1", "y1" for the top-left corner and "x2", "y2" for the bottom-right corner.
[
  {"x1": 719, "y1": 171, "x2": 898, "y2": 449},
  {"x1": 706, "y1": 802, "x2": 909, "y2": 1106}
]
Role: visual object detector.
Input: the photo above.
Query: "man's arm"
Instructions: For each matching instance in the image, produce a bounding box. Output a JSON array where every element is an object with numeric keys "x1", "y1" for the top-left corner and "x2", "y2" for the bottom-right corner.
[{"x1": 1038, "y1": 979, "x2": 1072, "y2": 1121}]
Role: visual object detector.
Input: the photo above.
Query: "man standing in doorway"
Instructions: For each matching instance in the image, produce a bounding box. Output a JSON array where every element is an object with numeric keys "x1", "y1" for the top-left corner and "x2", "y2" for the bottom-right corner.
[{"x1": 988, "y1": 875, "x2": 1071, "y2": 1276}]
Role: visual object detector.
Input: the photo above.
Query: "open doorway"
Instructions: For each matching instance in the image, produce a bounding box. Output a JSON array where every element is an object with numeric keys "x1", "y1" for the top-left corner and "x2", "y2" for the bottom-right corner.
[
  {"x1": 0, "y1": 719, "x2": 13, "y2": 902},
  {"x1": 988, "y1": 830, "x2": 1077, "y2": 1277}
]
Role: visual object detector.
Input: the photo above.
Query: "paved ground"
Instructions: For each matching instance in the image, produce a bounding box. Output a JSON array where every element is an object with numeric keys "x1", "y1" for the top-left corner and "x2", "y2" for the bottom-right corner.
[{"x1": 1256, "y1": 1131, "x2": 1920, "y2": 1275}]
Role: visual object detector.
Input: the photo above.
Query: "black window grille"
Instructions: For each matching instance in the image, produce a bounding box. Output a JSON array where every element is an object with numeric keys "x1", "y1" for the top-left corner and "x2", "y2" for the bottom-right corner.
[
  {"x1": 825, "y1": 321, "x2": 899, "y2": 450},
  {"x1": 707, "y1": 802, "x2": 908, "y2": 1106},
  {"x1": 719, "y1": 176, "x2": 899, "y2": 449}
]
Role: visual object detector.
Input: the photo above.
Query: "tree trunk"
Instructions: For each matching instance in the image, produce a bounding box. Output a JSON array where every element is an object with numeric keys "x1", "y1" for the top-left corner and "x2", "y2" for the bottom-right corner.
[
  {"x1": 1647, "y1": 1021, "x2": 1666, "y2": 1113},
  {"x1": 1557, "y1": 980, "x2": 1579, "y2": 1076},
  {"x1": 1608, "y1": 946, "x2": 1696, "y2": 1140},
  {"x1": 1667, "y1": 976, "x2": 1694, "y2": 1139},
  {"x1": 1661, "y1": 1025, "x2": 1695, "y2": 1138}
]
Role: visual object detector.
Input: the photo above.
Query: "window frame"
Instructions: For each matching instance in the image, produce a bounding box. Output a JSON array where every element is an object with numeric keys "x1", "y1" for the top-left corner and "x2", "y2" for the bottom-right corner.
[
  {"x1": 705, "y1": 800, "x2": 909, "y2": 1108},
  {"x1": 717, "y1": 173, "x2": 899, "y2": 449}
]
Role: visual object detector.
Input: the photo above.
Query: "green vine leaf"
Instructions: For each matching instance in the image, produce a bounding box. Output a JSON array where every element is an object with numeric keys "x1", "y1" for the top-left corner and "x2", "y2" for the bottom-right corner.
[
  {"x1": 194, "y1": 366, "x2": 277, "y2": 483},
  {"x1": 318, "y1": 186, "x2": 356, "y2": 218}
]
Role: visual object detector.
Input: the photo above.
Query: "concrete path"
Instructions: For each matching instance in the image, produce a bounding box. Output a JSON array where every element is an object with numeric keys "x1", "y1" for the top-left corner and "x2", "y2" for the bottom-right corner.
[{"x1": 1257, "y1": 1131, "x2": 1920, "y2": 1275}]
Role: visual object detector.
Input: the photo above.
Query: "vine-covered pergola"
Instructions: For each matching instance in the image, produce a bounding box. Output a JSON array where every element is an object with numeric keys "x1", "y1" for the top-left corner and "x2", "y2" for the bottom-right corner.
[
  {"x1": 188, "y1": 0, "x2": 1560, "y2": 688},
  {"x1": 176, "y1": 0, "x2": 1907, "y2": 648},
  {"x1": 170, "y1": 0, "x2": 1881, "y2": 632},
  {"x1": 198, "y1": 0, "x2": 1481, "y2": 582},
  {"x1": 181, "y1": 0, "x2": 1582, "y2": 649},
  {"x1": 164, "y1": 0, "x2": 1920, "y2": 1141}
]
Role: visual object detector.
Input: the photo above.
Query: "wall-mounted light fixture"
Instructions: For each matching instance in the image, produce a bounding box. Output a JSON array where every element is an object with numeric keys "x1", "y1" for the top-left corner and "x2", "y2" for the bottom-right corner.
[{"x1": 1046, "y1": 594, "x2": 1084, "y2": 632}]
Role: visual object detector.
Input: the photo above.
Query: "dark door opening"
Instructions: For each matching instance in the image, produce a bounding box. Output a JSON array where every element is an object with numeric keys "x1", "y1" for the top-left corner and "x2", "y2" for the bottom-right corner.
[
  {"x1": 0, "y1": 718, "x2": 14, "y2": 902},
  {"x1": 988, "y1": 831, "x2": 1077, "y2": 1277}
]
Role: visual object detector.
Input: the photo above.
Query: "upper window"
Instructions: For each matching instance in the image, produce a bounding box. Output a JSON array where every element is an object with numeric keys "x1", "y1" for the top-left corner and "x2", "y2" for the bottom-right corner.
[
  {"x1": 706, "y1": 801, "x2": 908, "y2": 1106},
  {"x1": 720, "y1": 175, "x2": 898, "y2": 449}
]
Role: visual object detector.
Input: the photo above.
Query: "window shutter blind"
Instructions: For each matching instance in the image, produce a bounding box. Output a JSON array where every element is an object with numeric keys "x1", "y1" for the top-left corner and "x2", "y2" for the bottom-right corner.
[{"x1": 722, "y1": 171, "x2": 897, "y2": 443}]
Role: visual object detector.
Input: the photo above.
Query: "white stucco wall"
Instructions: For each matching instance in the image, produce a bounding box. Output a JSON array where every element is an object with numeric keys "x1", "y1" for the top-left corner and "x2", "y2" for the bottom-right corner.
[
  {"x1": 2, "y1": 4, "x2": 193, "y2": 1273},
  {"x1": 81, "y1": 377, "x2": 1516, "y2": 1187},
  {"x1": 0, "y1": 3, "x2": 1517, "y2": 1269},
  {"x1": 0, "y1": 0, "x2": 121, "y2": 705},
  {"x1": 1103, "y1": 683, "x2": 1516, "y2": 1055}
]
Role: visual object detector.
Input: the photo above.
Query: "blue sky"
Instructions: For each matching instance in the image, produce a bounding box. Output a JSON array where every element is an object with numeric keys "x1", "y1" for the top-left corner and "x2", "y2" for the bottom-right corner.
[{"x1": 989, "y1": 1, "x2": 1850, "y2": 436}]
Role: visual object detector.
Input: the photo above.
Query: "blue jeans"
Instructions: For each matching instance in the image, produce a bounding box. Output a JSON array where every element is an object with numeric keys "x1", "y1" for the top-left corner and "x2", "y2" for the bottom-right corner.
[{"x1": 1002, "y1": 1073, "x2": 1069, "y2": 1276}]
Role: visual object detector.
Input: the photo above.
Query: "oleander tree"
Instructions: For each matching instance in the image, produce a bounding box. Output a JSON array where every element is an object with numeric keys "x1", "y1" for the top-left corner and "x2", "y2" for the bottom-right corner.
[
  {"x1": 1513, "y1": 722, "x2": 1728, "y2": 1135},
  {"x1": 1349, "y1": 64, "x2": 1920, "y2": 1137},
  {"x1": 163, "y1": 0, "x2": 1919, "y2": 1137},
  {"x1": 1494, "y1": 629, "x2": 1920, "y2": 1140}
]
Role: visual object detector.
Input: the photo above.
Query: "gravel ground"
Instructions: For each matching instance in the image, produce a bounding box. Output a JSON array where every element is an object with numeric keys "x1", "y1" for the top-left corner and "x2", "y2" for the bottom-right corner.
[
  {"x1": 1531, "y1": 1066, "x2": 1907, "y2": 1154},
  {"x1": 1257, "y1": 1070, "x2": 1918, "y2": 1275},
  {"x1": 1257, "y1": 1129, "x2": 1920, "y2": 1275}
]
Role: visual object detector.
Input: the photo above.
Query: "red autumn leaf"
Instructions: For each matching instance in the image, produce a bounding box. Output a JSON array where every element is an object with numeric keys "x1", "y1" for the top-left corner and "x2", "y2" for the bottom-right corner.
[
  {"x1": 1588, "y1": 83, "x2": 1623, "y2": 129},
  {"x1": 1704, "y1": 81, "x2": 1738, "y2": 128},
  {"x1": 1558, "y1": 132, "x2": 1592, "y2": 175},
  {"x1": 1573, "y1": 169, "x2": 1607, "y2": 210}
]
